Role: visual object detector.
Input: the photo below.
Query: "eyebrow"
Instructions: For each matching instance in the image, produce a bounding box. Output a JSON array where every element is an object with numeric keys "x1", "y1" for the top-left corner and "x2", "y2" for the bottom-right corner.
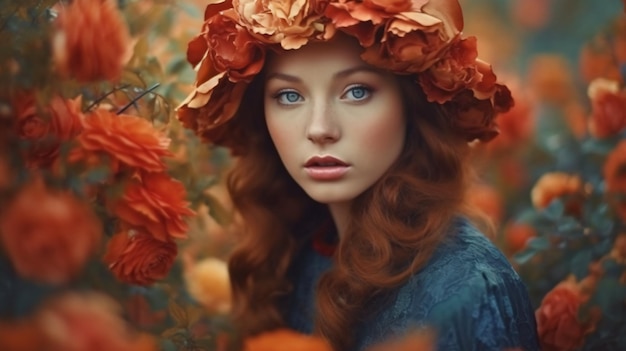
[{"x1": 265, "y1": 66, "x2": 384, "y2": 83}]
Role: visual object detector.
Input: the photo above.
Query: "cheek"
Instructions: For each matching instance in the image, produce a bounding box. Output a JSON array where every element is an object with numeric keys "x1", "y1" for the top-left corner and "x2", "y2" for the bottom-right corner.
[{"x1": 357, "y1": 107, "x2": 406, "y2": 156}]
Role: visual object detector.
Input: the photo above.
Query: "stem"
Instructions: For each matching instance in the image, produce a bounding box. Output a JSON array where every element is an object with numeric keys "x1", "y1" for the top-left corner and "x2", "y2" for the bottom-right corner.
[{"x1": 117, "y1": 83, "x2": 160, "y2": 114}]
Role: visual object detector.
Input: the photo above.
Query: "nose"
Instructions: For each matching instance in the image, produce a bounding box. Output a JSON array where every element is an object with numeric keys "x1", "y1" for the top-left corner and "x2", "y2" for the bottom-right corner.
[{"x1": 305, "y1": 102, "x2": 341, "y2": 144}]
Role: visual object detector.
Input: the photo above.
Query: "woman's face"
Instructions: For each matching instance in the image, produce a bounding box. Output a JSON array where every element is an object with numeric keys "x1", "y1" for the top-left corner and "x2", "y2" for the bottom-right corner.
[{"x1": 264, "y1": 35, "x2": 406, "y2": 206}]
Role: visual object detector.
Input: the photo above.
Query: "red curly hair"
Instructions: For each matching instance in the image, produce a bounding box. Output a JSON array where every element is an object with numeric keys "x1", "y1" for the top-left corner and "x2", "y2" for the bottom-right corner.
[{"x1": 226, "y1": 72, "x2": 478, "y2": 350}]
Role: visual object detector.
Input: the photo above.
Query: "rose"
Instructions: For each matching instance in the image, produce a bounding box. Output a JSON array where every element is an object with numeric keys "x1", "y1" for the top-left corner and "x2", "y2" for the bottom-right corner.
[
  {"x1": 504, "y1": 222, "x2": 536, "y2": 254},
  {"x1": 233, "y1": 0, "x2": 331, "y2": 49},
  {"x1": 244, "y1": 329, "x2": 332, "y2": 351},
  {"x1": 530, "y1": 172, "x2": 584, "y2": 216},
  {"x1": 13, "y1": 93, "x2": 83, "y2": 168},
  {"x1": 52, "y1": 0, "x2": 131, "y2": 82},
  {"x1": 183, "y1": 256, "x2": 232, "y2": 313},
  {"x1": 443, "y1": 90, "x2": 503, "y2": 142},
  {"x1": 37, "y1": 292, "x2": 157, "y2": 351},
  {"x1": 603, "y1": 140, "x2": 626, "y2": 221},
  {"x1": 587, "y1": 78, "x2": 626, "y2": 138},
  {"x1": 0, "y1": 178, "x2": 102, "y2": 285},
  {"x1": 536, "y1": 279, "x2": 600, "y2": 351},
  {"x1": 107, "y1": 171, "x2": 195, "y2": 241},
  {"x1": 360, "y1": 0, "x2": 463, "y2": 73},
  {"x1": 104, "y1": 229, "x2": 178, "y2": 285},
  {"x1": 74, "y1": 109, "x2": 172, "y2": 173}
]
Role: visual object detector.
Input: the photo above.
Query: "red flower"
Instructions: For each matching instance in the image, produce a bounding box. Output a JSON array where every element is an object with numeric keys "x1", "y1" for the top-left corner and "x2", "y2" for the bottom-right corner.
[
  {"x1": 75, "y1": 109, "x2": 172, "y2": 173},
  {"x1": 0, "y1": 178, "x2": 102, "y2": 285},
  {"x1": 536, "y1": 278, "x2": 601, "y2": 351},
  {"x1": 13, "y1": 93, "x2": 83, "y2": 168},
  {"x1": 531, "y1": 172, "x2": 584, "y2": 216},
  {"x1": 104, "y1": 229, "x2": 178, "y2": 286},
  {"x1": 52, "y1": 0, "x2": 131, "y2": 82},
  {"x1": 108, "y1": 171, "x2": 195, "y2": 241},
  {"x1": 587, "y1": 78, "x2": 626, "y2": 139}
]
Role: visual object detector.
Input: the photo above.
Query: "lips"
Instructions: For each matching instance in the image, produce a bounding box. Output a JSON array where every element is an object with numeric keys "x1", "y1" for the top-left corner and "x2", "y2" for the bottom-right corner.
[{"x1": 304, "y1": 156, "x2": 350, "y2": 180}]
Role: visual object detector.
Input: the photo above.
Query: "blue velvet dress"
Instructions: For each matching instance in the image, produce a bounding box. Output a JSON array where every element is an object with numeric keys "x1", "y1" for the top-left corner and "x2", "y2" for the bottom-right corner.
[{"x1": 284, "y1": 218, "x2": 540, "y2": 350}]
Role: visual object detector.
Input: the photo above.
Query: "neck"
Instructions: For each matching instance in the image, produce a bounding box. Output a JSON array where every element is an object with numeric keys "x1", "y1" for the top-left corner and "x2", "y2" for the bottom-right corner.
[{"x1": 328, "y1": 201, "x2": 352, "y2": 239}]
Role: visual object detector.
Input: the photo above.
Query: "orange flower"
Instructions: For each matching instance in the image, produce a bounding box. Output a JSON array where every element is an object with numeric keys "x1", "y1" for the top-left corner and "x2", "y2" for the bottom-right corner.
[
  {"x1": 587, "y1": 78, "x2": 626, "y2": 139},
  {"x1": 535, "y1": 278, "x2": 601, "y2": 351},
  {"x1": 108, "y1": 171, "x2": 195, "y2": 241},
  {"x1": 604, "y1": 140, "x2": 626, "y2": 221},
  {"x1": 0, "y1": 320, "x2": 46, "y2": 351},
  {"x1": 360, "y1": 0, "x2": 463, "y2": 73},
  {"x1": 243, "y1": 329, "x2": 332, "y2": 351},
  {"x1": 528, "y1": 55, "x2": 576, "y2": 104},
  {"x1": 530, "y1": 172, "x2": 584, "y2": 215},
  {"x1": 76, "y1": 109, "x2": 172, "y2": 173},
  {"x1": 233, "y1": 0, "x2": 331, "y2": 49},
  {"x1": 0, "y1": 178, "x2": 102, "y2": 285},
  {"x1": 504, "y1": 222, "x2": 536, "y2": 255},
  {"x1": 13, "y1": 93, "x2": 83, "y2": 168},
  {"x1": 104, "y1": 229, "x2": 178, "y2": 285},
  {"x1": 52, "y1": 0, "x2": 131, "y2": 82},
  {"x1": 183, "y1": 255, "x2": 232, "y2": 313},
  {"x1": 37, "y1": 292, "x2": 158, "y2": 351},
  {"x1": 579, "y1": 40, "x2": 623, "y2": 84}
]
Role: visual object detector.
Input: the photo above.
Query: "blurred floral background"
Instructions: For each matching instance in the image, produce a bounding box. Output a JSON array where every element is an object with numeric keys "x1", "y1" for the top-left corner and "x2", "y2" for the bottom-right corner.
[{"x1": 0, "y1": 0, "x2": 625, "y2": 350}]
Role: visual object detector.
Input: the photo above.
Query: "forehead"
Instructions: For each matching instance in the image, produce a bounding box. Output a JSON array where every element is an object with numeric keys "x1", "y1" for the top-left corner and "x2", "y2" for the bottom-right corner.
[{"x1": 264, "y1": 34, "x2": 367, "y2": 75}]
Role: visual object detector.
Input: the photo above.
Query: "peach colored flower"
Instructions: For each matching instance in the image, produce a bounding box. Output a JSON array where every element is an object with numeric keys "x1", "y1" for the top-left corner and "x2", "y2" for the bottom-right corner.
[
  {"x1": 243, "y1": 329, "x2": 332, "y2": 351},
  {"x1": 107, "y1": 171, "x2": 195, "y2": 241},
  {"x1": 587, "y1": 78, "x2": 626, "y2": 139},
  {"x1": 511, "y1": 0, "x2": 550, "y2": 30},
  {"x1": 52, "y1": 0, "x2": 131, "y2": 82},
  {"x1": 536, "y1": 278, "x2": 601, "y2": 351},
  {"x1": 104, "y1": 229, "x2": 178, "y2": 285},
  {"x1": 37, "y1": 292, "x2": 158, "y2": 351},
  {"x1": 504, "y1": 222, "x2": 536, "y2": 255},
  {"x1": 75, "y1": 108, "x2": 172, "y2": 173},
  {"x1": 604, "y1": 140, "x2": 626, "y2": 221},
  {"x1": 0, "y1": 178, "x2": 102, "y2": 285},
  {"x1": 531, "y1": 172, "x2": 584, "y2": 215},
  {"x1": 13, "y1": 93, "x2": 83, "y2": 168},
  {"x1": 183, "y1": 255, "x2": 232, "y2": 313},
  {"x1": 188, "y1": 12, "x2": 266, "y2": 83},
  {"x1": 466, "y1": 183, "x2": 503, "y2": 224},
  {"x1": 528, "y1": 55, "x2": 576, "y2": 104},
  {"x1": 360, "y1": 0, "x2": 463, "y2": 73},
  {"x1": 233, "y1": 0, "x2": 332, "y2": 49}
]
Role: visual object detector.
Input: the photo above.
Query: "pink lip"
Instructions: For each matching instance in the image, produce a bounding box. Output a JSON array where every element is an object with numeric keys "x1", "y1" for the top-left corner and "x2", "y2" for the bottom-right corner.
[{"x1": 304, "y1": 156, "x2": 350, "y2": 180}]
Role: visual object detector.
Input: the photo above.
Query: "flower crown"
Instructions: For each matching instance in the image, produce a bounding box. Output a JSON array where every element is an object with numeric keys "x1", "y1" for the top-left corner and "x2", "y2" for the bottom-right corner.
[{"x1": 177, "y1": 0, "x2": 514, "y2": 153}]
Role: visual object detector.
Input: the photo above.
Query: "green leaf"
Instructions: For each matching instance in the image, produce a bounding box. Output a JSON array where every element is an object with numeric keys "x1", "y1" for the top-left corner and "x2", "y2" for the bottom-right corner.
[
  {"x1": 513, "y1": 247, "x2": 538, "y2": 265},
  {"x1": 527, "y1": 236, "x2": 550, "y2": 251}
]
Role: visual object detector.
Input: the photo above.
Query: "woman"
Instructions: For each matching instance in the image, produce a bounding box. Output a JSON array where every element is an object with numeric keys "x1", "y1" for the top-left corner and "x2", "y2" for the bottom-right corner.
[{"x1": 178, "y1": 0, "x2": 540, "y2": 350}]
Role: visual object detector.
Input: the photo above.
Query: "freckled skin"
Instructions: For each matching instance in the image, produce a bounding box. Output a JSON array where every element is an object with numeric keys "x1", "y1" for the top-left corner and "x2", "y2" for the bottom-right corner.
[{"x1": 263, "y1": 34, "x2": 406, "y2": 208}]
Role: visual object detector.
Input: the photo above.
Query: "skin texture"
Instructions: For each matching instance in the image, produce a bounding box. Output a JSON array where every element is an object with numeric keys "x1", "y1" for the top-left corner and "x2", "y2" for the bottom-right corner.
[{"x1": 263, "y1": 35, "x2": 406, "y2": 236}]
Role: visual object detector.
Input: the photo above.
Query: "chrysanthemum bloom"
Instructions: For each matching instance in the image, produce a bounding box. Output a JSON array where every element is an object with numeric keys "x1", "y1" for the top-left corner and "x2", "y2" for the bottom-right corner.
[
  {"x1": 37, "y1": 292, "x2": 158, "y2": 351},
  {"x1": 52, "y1": 0, "x2": 131, "y2": 82},
  {"x1": 535, "y1": 277, "x2": 601, "y2": 351},
  {"x1": 75, "y1": 109, "x2": 173, "y2": 173},
  {"x1": 587, "y1": 78, "x2": 626, "y2": 139},
  {"x1": 244, "y1": 329, "x2": 332, "y2": 351},
  {"x1": 183, "y1": 255, "x2": 232, "y2": 313},
  {"x1": 0, "y1": 178, "x2": 102, "y2": 285},
  {"x1": 103, "y1": 228, "x2": 178, "y2": 285},
  {"x1": 107, "y1": 171, "x2": 195, "y2": 241},
  {"x1": 13, "y1": 93, "x2": 83, "y2": 168},
  {"x1": 603, "y1": 140, "x2": 626, "y2": 221},
  {"x1": 530, "y1": 172, "x2": 584, "y2": 216}
]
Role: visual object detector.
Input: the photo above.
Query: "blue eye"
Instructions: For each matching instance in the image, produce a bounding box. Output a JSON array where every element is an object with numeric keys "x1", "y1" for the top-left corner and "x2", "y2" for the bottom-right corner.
[
  {"x1": 344, "y1": 85, "x2": 372, "y2": 101},
  {"x1": 275, "y1": 90, "x2": 303, "y2": 105}
]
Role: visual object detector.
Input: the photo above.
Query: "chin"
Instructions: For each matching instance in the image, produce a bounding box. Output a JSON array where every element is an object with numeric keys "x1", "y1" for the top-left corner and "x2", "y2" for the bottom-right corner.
[{"x1": 302, "y1": 187, "x2": 360, "y2": 205}]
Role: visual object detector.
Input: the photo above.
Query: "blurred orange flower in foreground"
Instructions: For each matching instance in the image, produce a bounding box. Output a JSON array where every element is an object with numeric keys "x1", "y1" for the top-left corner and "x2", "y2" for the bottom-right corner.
[
  {"x1": 604, "y1": 140, "x2": 626, "y2": 221},
  {"x1": 104, "y1": 229, "x2": 178, "y2": 285},
  {"x1": 52, "y1": 0, "x2": 131, "y2": 82},
  {"x1": 531, "y1": 172, "x2": 584, "y2": 216},
  {"x1": 109, "y1": 171, "x2": 195, "y2": 241},
  {"x1": 535, "y1": 277, "x2": 601, "y2": 351},
  {"x1": 587, "y1": 78, "x2": 626, "y2": 139},
  {"x1": 13, "y1": 93, "x2": 83, "y2": 168},
  {"x1": 75, "y1": 109, "x2": 173, "y2": 173},
  {"x1": 183, "y1": 255, "x2": 232, "y2": 313},
  {"x1": 504, "y1": 222, "x2": 537, "y2": 255},
  {"x1": 243, "y1": 329, "x2": 332, "y2": 351},
  {"x1": 0, "y1": 178, "x2": 102, "y2": 285},
  {"x1": 37, "y1": 292, "x2": 157, "y2": 351}
]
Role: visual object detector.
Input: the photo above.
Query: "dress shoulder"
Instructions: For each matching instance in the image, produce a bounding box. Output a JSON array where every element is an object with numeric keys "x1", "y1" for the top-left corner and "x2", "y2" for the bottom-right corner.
[{"x1": 358, "y1": 218, "x2": 540, "y2": 351}]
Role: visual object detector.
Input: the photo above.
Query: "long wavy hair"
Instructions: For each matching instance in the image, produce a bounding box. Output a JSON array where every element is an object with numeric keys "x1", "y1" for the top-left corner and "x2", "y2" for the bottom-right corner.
[{"x1": 226, "y1": 65, "x2": 478, "y2": 350}]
